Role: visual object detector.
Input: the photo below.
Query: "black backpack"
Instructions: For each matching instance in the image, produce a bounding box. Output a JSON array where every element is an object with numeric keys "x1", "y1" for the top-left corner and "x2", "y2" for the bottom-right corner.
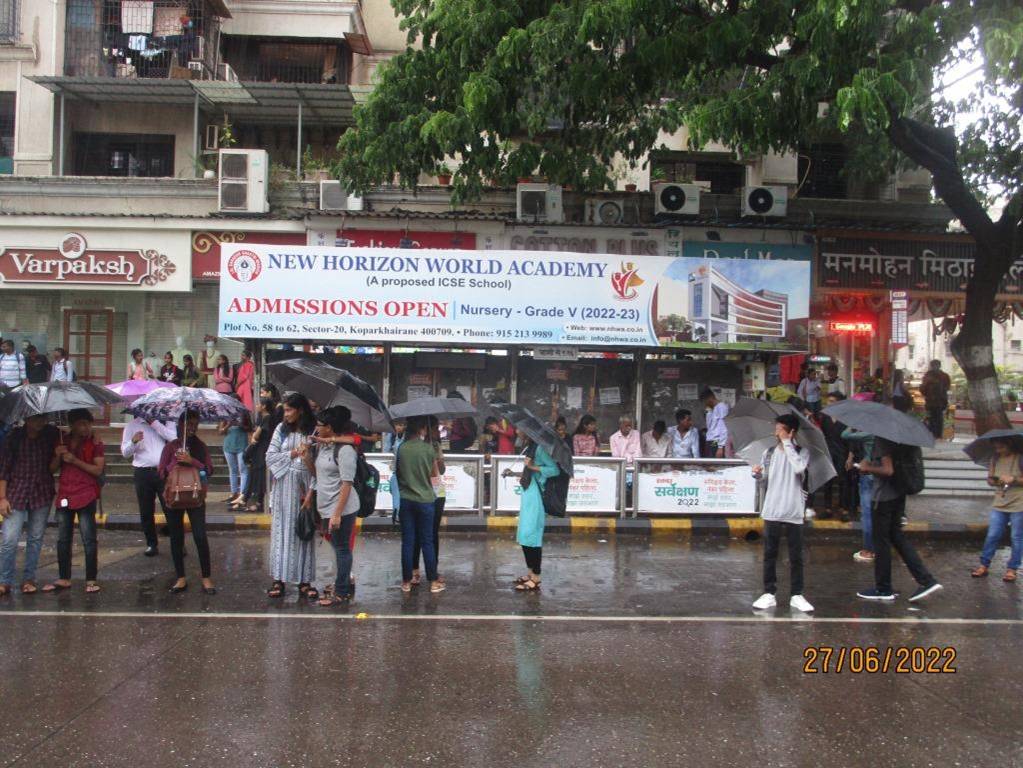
[
  {"x1": 541, "y1": 469, "x2": 570, "y2": 518},
  {"x1": 892, "y1": 445, "x2": 925, "y2": 496},
  {"x1": 332, "y1": 444, "x2": 379, "y2": 518}
]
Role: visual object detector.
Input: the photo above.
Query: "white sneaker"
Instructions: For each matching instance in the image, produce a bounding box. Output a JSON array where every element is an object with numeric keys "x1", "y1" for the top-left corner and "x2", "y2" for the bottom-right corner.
[
  {"x1": 752, "y1": 593, "x2": 777, "y2": 610},
  {"x1": 853, "y1": 550, "x2": 875, "y2": 563},
  {"x1": 790, "y1": 594, "x2": 814, "y2": 612}
]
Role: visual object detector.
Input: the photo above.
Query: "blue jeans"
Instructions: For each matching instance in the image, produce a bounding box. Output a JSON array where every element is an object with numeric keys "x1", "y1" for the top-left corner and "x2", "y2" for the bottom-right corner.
[
  {"x1": 329, "y1": 514, "x2": 357, "y2": 596},
  {"x1": 980, "y1": 509, "x2": 1023, "y2": 570},
  {"x1": 0, "y1": 505, "x2": 50, "y2": 585},
  {"x1": 859, "y1": 473, "x2": 875, "y2": 552},
  {"x1": 400, "y1": 499, "x2": 437, "y2": 582},
  {"x1": 224, "y1": 450, "x2": 248, "y2": 496}
]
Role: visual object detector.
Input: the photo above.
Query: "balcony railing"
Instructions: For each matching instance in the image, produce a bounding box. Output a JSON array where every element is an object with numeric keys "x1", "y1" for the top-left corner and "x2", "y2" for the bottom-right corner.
[
  {"x1": 64, "y1": 0, "x2": 222, "y2": 80},
  {"x1": 221, "y1": 37, "x2": 351, "y2": 84}
]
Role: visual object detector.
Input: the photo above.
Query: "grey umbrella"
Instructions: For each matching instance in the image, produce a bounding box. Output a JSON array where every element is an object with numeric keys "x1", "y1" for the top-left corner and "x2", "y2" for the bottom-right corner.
[
  {"x1": 267, "y1": 358, "x2": 392, "y2": 432},
  {"x1": 726, "y1": 413, "x2": 836, "y2": 492},
  {"x1": 822, "y1": 399, "x2": 935, "y2": 448},
  {"x1": 964, "y1": 428, "x2": 1023, "y2": 467},
  {"x1": 0, "y1": 381, "x2": 125, "y2": 423},
  {"x1": 488, "y1": 400, "x2": 573, "y2": 476},
  {"x1": 389, "y1": 397, "x2": 476, "y2": 420}
]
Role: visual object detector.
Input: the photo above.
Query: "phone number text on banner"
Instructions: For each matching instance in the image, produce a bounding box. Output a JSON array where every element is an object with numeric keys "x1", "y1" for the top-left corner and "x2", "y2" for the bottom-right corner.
[{"x1": 217, "y1": 245, "x2": 674, "y2": 346}]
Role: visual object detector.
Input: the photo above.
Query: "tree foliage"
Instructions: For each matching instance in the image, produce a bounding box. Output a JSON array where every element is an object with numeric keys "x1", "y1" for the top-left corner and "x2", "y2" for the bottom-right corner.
[{"x1": 337, "y1": 0, "x2": 1021, "y2": 211}]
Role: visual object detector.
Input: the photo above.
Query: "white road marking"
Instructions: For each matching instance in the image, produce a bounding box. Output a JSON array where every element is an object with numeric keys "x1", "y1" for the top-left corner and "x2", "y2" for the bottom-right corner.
[{"x1": 1, "y1": 611, "x2": 1021, "y2": 625}]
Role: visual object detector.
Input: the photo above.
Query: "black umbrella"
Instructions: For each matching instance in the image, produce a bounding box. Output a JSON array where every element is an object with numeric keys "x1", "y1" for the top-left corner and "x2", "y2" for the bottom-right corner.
[
  {"x1": 488, "y1": 400, "x2": 574, "y2": 476},
  {"x1": 821, "y1": 399, "x2": 935, "y2": 448},
  {"x1": 0, "y1": 381, "x2": 125, "y2": 422},
  {"x1": 267, "y1": 358, "x2": 392, "y2": 432},
  {"x1": 964, "y1": 428, "x2": 1023, "y2": 467},
  {"x1": 389, "y1": 397, "x2": 476, "y2": 420}
]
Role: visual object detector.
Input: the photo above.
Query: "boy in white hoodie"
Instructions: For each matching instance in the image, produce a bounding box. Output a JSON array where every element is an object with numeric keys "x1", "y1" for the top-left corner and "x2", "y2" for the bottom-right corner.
[{"x1": 751, "y1": 414, "x2": 814, "y2": 612}]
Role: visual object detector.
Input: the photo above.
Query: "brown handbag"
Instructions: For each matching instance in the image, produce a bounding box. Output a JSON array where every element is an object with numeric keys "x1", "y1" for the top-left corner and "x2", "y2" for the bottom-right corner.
[{"x1": 165, "y1": 462, "x2": 206, "y2": 509}]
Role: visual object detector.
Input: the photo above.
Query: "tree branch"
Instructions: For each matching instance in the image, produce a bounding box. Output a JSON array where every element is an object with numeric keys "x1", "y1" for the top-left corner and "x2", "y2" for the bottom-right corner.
[{"x1": 887, "y1": 114, "x2": 998, "y2": 247}]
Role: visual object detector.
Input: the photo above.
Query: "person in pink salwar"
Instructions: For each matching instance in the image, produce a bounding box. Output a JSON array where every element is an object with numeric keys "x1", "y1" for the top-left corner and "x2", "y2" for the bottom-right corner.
[{"x1": 234, "y1": 350, "x2": 255, "y2": 411}]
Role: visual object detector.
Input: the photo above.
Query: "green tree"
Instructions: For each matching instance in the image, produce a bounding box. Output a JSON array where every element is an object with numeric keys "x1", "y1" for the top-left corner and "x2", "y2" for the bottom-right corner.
[{"x1": 337, "y1": 0, "x2": 1023, "y2": 432}]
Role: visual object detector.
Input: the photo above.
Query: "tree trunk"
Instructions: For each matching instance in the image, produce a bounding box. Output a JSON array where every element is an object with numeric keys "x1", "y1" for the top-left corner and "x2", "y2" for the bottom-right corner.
[{"x1": 950, "y1": 242, "x2": 1012, "y2": 435}]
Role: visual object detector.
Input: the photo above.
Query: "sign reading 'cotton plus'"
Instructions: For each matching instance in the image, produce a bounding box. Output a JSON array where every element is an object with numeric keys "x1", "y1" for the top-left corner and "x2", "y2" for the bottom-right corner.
[{"x1": 218, "y1": 245, "x2": 677, "y2": 346}]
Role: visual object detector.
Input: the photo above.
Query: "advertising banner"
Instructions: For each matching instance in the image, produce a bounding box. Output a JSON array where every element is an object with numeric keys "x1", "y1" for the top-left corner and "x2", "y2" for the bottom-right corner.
[
  {"x1": 218, "y1": 245, "x2": 811, "y2": 350},
  {"x1": 636, "y1": 463, "x2": 757, "y2": 515},
  {"x1": 494, "y1": 458, "x2": 621, "y2": 513},
  {"x1": 371, "y1": 457, "x2": 479, "y2": 512}
]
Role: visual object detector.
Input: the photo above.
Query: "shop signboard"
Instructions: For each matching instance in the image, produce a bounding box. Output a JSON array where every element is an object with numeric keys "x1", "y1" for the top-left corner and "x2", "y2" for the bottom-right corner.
[
  {"x1": 218, "y1": 245, "x2": 810, "y2": 351},
  {"x1": 636, "y1": 463, "x2": 757, "y2": 515},
  {"x1": 891, "y1": 290, "x2": 908, "y2": 347},
  {"x1": 308, "y1": 229, "x2": 477, "y2": 250},
  {"x1": 494, "y1": 458, "x2": 621, "y2": 513},
  {"x1": 0, "y1": 230, "x2": 190, "y2": 291},
  {"x1": 371, "y1": 457, "x2": 478, "y2": 511},
  {"x1": 192, "y1": 231, "x2": 306, "y2": 281}
]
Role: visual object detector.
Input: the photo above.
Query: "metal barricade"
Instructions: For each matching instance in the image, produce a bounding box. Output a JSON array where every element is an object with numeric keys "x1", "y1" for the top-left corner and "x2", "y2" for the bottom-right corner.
[
  {"x1": 632, "y1": 458, "x2": 758, "y2": 517},
  {"x1": 366, "y1": 453, "x2": 486, "y2": 519},
  {"x1": 492, "y1": 455, "x2": 627, "y2": 517}
]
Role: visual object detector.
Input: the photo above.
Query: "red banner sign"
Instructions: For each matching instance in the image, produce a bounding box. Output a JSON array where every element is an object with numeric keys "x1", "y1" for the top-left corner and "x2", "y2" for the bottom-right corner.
[
  {"x1": 829, "y1": 320, "x2": 875, "y2": 334},
  {"x1": 191, "y1": 231, "x2": 306, "y2": 281},
  {"x1": 0, "y1": 232, "x2": 175, "y2": 286}
]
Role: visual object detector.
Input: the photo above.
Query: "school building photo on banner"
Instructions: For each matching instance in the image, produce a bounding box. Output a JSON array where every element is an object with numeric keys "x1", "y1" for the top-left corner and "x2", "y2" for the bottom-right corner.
[{"x1": 652, "y1": 249, "x2": 812, "y2": 351}]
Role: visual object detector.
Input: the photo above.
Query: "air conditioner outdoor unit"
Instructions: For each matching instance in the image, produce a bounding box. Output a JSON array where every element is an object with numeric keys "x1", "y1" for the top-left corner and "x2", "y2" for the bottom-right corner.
[
  {"x1": 218, "y1": 63, "x2": 238, "y2": 83},
  {"x1": 741, "y1": 185, "x2": 788, "y2": 217},
  {"x1": 319, "y1": 180, "x2": 363, "y2": 212},
  {"x1": 516, "y1": 183, "x2": 563, "y2": 223},
  {"x1": 653, "y1": 182, "x2": 701, "y2": 216},
  {"x1": 585, "y1": 198, "x2": 626, "y2": 226},
  {"x1": 218, "y1": 149, "x2": 269, "y2": 214},
  {"x1": 204, "y1": 124, "x2": 219, "y2": 151}
]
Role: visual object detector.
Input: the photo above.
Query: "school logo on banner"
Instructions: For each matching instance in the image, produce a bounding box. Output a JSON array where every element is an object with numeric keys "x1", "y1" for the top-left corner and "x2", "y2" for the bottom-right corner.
[
  {"x1": 611, "y1": 261, "x2": 643, "y2": 300},
  {"x1": 227, "y1": 250, "x2": 262, "y2": 283}
]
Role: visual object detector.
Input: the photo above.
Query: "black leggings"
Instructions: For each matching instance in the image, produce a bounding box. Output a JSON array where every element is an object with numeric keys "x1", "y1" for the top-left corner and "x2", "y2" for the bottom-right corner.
[
  {"x1": 521, "y1": 545, "x2": 542, "y2": 575},
  {"x1": 165, "y1": 506, "x2": 211, "y2": 579}
]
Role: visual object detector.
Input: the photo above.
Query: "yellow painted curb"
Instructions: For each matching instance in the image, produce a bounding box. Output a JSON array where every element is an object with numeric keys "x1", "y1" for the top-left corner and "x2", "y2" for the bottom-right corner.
[
  {"x1": 903, "y1": 521, "x2": 929, "y2": 532},
  {"x1": 648, "y1": 518, "x2": 693, "y2": 532},
  {"x1": 726, "y1": 517, "x2": 763, "y2": 536},
  {"x1": 232, "y1": 513, "x2": 271, "y2": 529},
  {"x1": 569, "y1": 517, "x2": 615, "y2": 532},
  {"x1": 487, "y1": 516, "x2": 520, "y2": 529},
  {"x1": 809, "y1": 519, "x2": 848, "y2": 530}
]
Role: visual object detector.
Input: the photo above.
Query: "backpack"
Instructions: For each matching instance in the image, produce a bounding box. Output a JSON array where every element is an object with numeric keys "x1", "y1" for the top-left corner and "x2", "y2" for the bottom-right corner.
[
  {"x1": 332, "y1": 443, "x2": 380, "y2": 518},
  {"x1": 165, "y1": 458, "x2": 206, "y2": 509},
  {"x1": 892, "y1": 445, "x2": 925, "y2": 496},
  {"x1": 541, "y1": 468, "x2": 570, "y2": 518}
]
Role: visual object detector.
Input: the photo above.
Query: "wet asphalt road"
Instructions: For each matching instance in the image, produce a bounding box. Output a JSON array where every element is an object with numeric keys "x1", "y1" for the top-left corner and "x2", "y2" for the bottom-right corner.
[{"x1": 1, "y1": 531, "x2": 1021, "y2": 767}]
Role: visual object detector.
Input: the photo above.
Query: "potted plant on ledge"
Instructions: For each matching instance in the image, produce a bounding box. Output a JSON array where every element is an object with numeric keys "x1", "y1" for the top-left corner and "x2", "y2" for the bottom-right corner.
[
  {"x1": 302, "y1": 146, "x2": 332, "y2": 182},
  {"x1": 436, "y1": 164, "x2": 453, "y2": 186}
]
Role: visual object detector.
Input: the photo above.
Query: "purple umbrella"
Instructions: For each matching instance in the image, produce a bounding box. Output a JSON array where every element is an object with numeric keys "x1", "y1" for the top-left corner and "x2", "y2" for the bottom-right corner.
[{"x1": 106, "y1": 379, "x2": 177, "y2": 403}]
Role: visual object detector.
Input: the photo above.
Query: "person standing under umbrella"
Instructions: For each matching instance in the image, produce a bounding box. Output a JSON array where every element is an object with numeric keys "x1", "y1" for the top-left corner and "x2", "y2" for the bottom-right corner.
[
  {"x1": 397, "y1": 416, "x2": 443, "y2": 593},
  {"x1": 121, "y1": 412, "x2": 178, "y2": 557},
  {"x1": 411, "y1": 416, "x2": 446, "y2": 587},
  {"x1": 159, "y1": 411, "x2": 216, "y2": 595},
  {"x1": 265, "y1": 392, "x2": 318, "y2": 600},
  {"x1": 973, "y1": 436, "x2": 1023, "y2": 582},
  {"x1": 511, "y1": 432, "x2": 561, "y2": 592},
  {"x1": 0, "y1": 414, "x2": 59, "y2": 596},
  {"x1": 751, "y1": 414, "x2": 814, "y2": 613},
  {"x1": 43, "y1": 409, "x2": 104, "y2": 595},
  {"x1": 854, "y1": 400, "x2": 942, "y2": 603}
]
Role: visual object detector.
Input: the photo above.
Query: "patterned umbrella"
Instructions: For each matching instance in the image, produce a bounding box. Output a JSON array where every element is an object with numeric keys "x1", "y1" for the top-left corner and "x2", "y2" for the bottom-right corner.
[
  {"x1": 125, "y1": 386, "x2": 248, "y2": 424},
  {"x1": 106, "y1": 379, "x2": 177, "y2": 403},
  {"x1": 0, "y1": 381, "x2": 126, "y2": 423}
]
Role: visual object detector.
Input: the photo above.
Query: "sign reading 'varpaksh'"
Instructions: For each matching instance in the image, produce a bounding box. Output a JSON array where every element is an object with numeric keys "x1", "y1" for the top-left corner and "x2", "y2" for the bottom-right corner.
[{"x1": 0, "y1": 233, "x2": 176, "y2": 286}]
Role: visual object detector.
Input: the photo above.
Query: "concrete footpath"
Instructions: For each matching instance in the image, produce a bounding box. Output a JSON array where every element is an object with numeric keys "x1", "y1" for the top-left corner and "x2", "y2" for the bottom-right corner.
[{"x1": 91, "y1": 484, "x2": 995, "y2": 541}]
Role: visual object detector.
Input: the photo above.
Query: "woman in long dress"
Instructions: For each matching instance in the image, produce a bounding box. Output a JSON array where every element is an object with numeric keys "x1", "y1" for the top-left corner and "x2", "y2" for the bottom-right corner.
[
  {"x1": 265, "y1": 392, "x2": 318, "y2": 600},
  {"x1": 234, "y1": 350, "x2": 256, "y2": 411},
  {"x1": 512, "y1": 434, "x2": 560, "y2": 592}
]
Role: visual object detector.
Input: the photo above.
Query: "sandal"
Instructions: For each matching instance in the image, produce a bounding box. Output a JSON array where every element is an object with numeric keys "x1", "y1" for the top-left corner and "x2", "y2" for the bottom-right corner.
[
  {"x1": 305, "y1": 586, "x2": 320, "y2": 600},
  {"x1": 515, "y1": 578, "x2": 541, "y2": 592},
  {"x1": 0, "y1": 584, "x2": 10, "y2": 597},
  {"x1": 971, "y1": 565, "x2": 989, "y2": 578},
  {"x1": 267, "y1": 581, "x2": 285, "y2": 598},
  {"x1": 401, "y1": 581, "x2": 412, "y2": 593},
  {"x1": 85, "y1": 582, "x2": 101, "y2": 594},
  {"x1": 42, "y1": 581, "x2": 72, "y2": 593},
  {"x1": 430, "y1": 581, "x2": 446, "y2": 594},
  {"x1": 1004, "y1": 569, "x2": 1018, "y2": 582},
  {"x1": 21, "y1": 581, "x2": 37, "y2": 595},
  {"x1": 514, "y1": 576, "x2": 532, "y2": 585}
]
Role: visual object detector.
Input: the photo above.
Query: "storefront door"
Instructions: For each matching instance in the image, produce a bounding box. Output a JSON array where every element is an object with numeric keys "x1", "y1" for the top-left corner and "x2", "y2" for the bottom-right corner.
[{"x1": 63, "y1": 309, "x2": 113, "y2": 422}]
